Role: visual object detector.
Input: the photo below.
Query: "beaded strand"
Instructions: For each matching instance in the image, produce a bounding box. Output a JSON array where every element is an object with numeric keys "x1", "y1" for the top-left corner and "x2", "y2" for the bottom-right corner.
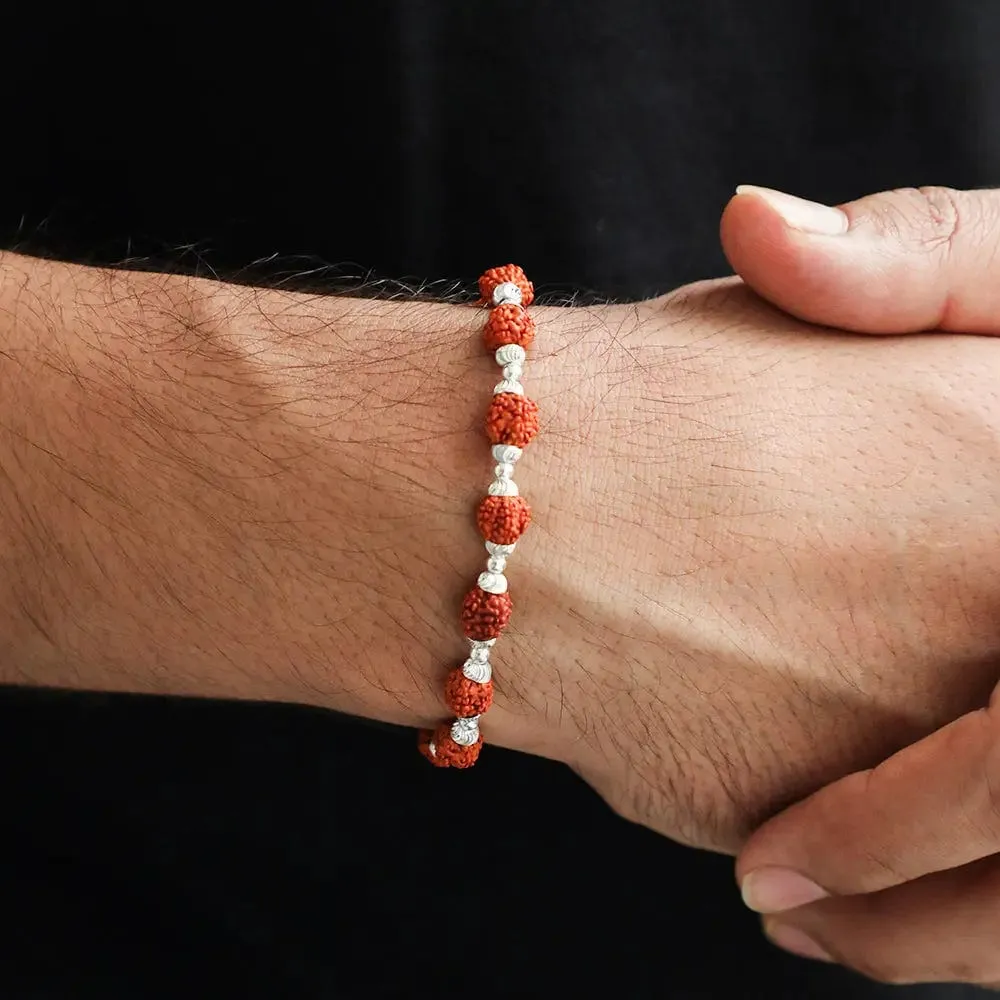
[{"x1": 418, "y1": 265, "x2": 538, "y2": 768}]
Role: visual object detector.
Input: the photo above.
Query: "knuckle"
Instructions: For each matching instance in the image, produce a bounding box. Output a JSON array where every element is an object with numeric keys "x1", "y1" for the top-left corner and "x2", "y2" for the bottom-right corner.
[
  {"x1": 909, "y1": 185, "x2": 963, "y2": 255},
  {"x1": 857, "y1": 843, "x2": 909, "y2": 885},
  {"x1": 861, "y1": 186, "x2": 966, "y2": 256}
]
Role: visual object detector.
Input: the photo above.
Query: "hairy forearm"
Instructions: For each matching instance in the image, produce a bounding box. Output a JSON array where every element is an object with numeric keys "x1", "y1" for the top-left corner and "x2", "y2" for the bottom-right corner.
[
  {"x1": 0, "y1": 255, "x2": 755, "y2": 804},
  {"x1": 14, "y1": 250, "x2": 979, "y2": 856},
  {"x1": 0, "y1": 252, "x2": 536, "y2": 734}
]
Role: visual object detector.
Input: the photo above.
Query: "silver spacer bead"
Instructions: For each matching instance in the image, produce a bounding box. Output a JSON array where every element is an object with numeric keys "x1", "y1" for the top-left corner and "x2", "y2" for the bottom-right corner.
[
  {"x1": 451, "y1": 715, "x2": 481, "y2": 746},
  {"x1": 477, "y1": 571, "x2": 508, "y2": 594},
  {"x1": 488, "y1": 478, "x2": 519, "y2": 496},
  {"x1": 495, "y1": 344, "x2": 526, "y2": 366},
  {"x1": 502, "y1": 363, "x2": 524, "y2": 382},
  {"x1": 487, "y1": 554, "x2": 508, "y2": 574},
  {"x1": 468, "y1": 648, "x2": 490, "y2": 666},
  {"x1": 485, "y1": 540, "x2": 516, "y2": 557},
  {"x1": 491, "y1": 443, "x2": 522, "y2": 464},
  {"x1": 462, "y1": 658, "x2": 492, "y2": 684},
  {"x1": 427, "y1": 740, "x2": 437, "y2": 758},
  {"x1": 493, "y1": 379, "x2": 525, "y2": 396},
  {"x1": 491, "y1": 282, "x2": 522, "y2": 307},
  {"x1": 494, "y1": 462, "x2": 515, "y2": 480}
]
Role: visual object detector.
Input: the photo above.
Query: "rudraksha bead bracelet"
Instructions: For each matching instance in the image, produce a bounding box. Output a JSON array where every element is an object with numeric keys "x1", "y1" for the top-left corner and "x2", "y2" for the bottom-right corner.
[{"x1": 418, "y1": 265, "x2": 538, "y2": 768}]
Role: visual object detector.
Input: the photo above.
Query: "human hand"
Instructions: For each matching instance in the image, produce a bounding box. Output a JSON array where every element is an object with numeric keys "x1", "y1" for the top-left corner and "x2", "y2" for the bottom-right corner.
[
  {"x1": 736, "y1": 696, "x2": 1000, "y2": 987},
  {"x1": 507, "y1": 186, "x2": 1000, "y2": 854},
  {"x1": 722, "y1": 185, "x2": 1000, "y2": 986}
]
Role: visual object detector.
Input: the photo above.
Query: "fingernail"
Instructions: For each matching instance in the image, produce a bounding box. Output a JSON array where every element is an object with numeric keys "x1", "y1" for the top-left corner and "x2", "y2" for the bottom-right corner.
[
  {"x1": 765, "y1": 920, "x2": 834, "y2": 963},
  {"x1": 736, "y1": 185, "x2": 849, "y2": 236},
  {"x1": 741, "y1": 867, "x2": 830, "y2": 913}
]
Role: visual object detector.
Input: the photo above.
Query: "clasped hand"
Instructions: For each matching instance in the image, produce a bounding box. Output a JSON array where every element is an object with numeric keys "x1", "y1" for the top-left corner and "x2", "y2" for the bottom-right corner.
[
  {"x1": 697, "y1": 185, "x2": 1000, "y2": 987},
  {"x1": 496, "y1": 184, "x2": 1000, "y2": 987},
  {"x1": 600, "y1": 189, "x2": 1000, "y2": 985}
]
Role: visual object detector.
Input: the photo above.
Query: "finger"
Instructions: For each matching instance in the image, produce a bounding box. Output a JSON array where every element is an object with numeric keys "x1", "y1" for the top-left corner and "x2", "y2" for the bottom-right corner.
[
  {"x1": 763, "y1": 855, "x2": 1000, "y2": 986},
  {"x1": 720, "y1": 185, "x2": 1000, "y2": 333},
  {"x1": 736, "y1": 693, "x2": 1000, "y2": 913}
]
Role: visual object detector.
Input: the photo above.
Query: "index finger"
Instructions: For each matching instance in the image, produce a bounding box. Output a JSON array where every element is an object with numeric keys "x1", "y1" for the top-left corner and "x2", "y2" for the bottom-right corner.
[{"x1": 737, "y1": 695, "x2": 1000, "y2": 912}]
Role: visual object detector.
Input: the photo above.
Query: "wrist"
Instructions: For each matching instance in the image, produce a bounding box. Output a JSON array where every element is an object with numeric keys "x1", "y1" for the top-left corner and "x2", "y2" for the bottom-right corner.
[
  {"x1": 497, "y1": 288, "x2": 780, "y2": 840},
  {"x1": 486, "y1": 297, "x2": 709, "y2": 764}
]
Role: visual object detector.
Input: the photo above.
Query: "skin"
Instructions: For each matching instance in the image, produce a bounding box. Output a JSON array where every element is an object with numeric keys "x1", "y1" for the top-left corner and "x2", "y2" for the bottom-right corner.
[
  {"x1": 728, "y1": 184, "x2": 1000, "y2": 987},
  {"x1": 4, "y1": 195, "x2": 1000, "y2": 876}
]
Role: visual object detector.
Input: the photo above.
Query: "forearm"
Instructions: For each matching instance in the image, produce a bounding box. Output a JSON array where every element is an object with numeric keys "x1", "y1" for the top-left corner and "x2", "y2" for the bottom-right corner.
[
  {"x1": 16, "y1": 251, "x2": 964, "y2": 856},
  {"x1": 10, "y1": 249, "x2": 993, "y2": 859},
  {"x1": 0, "y1": 252, "x2": 523, "y2": 732}
]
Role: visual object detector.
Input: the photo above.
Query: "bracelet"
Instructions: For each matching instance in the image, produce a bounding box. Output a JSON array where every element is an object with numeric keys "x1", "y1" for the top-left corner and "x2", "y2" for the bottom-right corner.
[{"x1": 418, "y1": 264, "x2": 539, "y2": 768}]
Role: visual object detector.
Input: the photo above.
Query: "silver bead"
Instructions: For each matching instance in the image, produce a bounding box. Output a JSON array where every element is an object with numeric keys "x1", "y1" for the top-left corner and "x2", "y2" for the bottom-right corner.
[
  {"x1": 493, "y1": 379, "x2": 525, "y2": 396},
  {"x1": 487, "y1": 555, "x2": 507, "y2": 574},
  {"x1": 495, "y1": 344, "x2": 526, "y2": 366},
  {"x1": 491, "y1": 444, "x2": 522, "y2": 464},
  {"x1": 426, "y1": 740, "x2": 437, "y2": 758},
  {"x1": 491, "y1": 282, "x2": 522, "y2": 307},
  {"x1": 477, "y1": 571, "x2": 508, "y2": 594},
  {"x1": 488, "y1": 478, "x2": 519, "y2": 496},
  {"x1": 502, "y1": 363, "x2": 524, "y2": 382},
  {"x1": 468, "y1": 643, "x2": 492, "y2": 664},
  {"x1": 485, "y1": 540, "x2": 516, "y2": 557},
  {"x1": 451, "y1": 715, "x2": 481, "y2": 746},
  {"x1": 462, "y1": 658, "x2": 492, "y2": 684},
  {"x1": 493, "y1": 462, "x2": 515, "y2": 480}
]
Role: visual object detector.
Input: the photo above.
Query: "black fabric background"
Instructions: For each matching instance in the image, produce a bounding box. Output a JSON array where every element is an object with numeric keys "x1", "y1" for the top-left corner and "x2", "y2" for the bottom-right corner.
[{"x1": 1, "y1": 2, "x2": 998, "y2": 997}]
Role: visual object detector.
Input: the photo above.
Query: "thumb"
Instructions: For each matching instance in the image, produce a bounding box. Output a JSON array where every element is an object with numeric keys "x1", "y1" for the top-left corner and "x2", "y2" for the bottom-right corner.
[
  {"x1": 735, "y1": 690, "x2": 1000, "y2": 915},
  {"x1": 721, "y1": 185, "x2": 1000, "y2": 334}
]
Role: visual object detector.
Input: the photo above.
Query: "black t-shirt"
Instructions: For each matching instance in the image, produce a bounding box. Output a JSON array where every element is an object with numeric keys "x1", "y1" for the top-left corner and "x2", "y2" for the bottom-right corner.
[{"x1": 2, "y1": 3, "x2": 997, "y2": 997}]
